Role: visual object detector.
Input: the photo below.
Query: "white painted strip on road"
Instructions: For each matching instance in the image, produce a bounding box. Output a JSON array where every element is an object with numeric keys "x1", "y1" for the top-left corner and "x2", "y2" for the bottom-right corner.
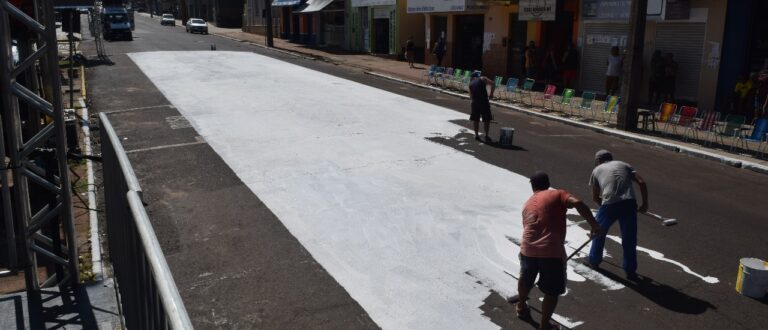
[
  {"x1": 606, "y1": 235, "x2": 719, "y2": 284},
  {"x1": 128, "y1": 51, "x2": 708, "y2": 329},
  {"x1": 101, "y1": 104, "x2": 175, "y2": 114},
  {"x1": 124, "y1": 140, "x2": 206, "y2": 154}
]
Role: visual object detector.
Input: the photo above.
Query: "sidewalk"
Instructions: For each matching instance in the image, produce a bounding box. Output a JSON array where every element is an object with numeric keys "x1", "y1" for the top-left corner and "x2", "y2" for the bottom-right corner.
[{"x1": 156, "y1": 15, "x2": 768, "y2": 175}]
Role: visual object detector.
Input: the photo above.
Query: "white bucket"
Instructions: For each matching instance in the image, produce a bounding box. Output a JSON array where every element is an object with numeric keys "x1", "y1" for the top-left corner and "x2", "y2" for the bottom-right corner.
[
  {"x1": 735, "y1": 257, "x2": 768, "y2": 298},
  {"x1": 499, "y1": 127, "x2": 515, "y2": 146}
]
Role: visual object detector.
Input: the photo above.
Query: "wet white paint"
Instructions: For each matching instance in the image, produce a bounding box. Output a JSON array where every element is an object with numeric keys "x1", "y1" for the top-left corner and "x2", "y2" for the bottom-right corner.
[
  {"x1": 128, "y1": 51, "x2": 705, "y2": 329},
  {"x1": 132, "y1": 51, "x2": 536, "y2": 329},
  {"x1": 605, "y1": 235, "x2": 719, "y2": 284}
]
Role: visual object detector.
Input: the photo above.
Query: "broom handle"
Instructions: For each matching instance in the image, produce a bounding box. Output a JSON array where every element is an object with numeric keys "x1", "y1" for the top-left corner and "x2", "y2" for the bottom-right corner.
[{"x1": 566, "y1": 235, "x2": 595, "y2": 261}]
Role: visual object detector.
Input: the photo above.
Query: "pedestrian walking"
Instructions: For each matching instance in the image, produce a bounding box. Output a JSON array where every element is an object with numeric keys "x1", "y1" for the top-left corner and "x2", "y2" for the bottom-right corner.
[
  {"x1": 605, "y1": 46, "x2": 623, "y2": 95},
  {"x1": 517, "y1": 172, "x2": 601, "y2": 330},
  {"x1": 647, "y1": 50, "x2": 664, "y2": 106},
  {"x1": 587, "y1": 150, "x2": 648, "y2": 281},
  {"x1": 525, "y1": 41, "x2": 539, "y2": 79},
  {"x1": 561, "y1": 43, "x2": 578, "y2": 88},
  {"x1": 468, "y1": 71, "x2": 495, "y2": 142},
  {"x1": 433, "y1": 37, "x2": 446, "y2": 67},
  {"x1": 405, "y1": 36, "x2": 415, "y2": 68}
]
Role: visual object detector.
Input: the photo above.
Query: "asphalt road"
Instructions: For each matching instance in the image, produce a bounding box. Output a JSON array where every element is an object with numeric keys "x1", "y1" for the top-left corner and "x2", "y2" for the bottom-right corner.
[{"x1": 84, "y1": 14, "x2": 768, "y2": 329}]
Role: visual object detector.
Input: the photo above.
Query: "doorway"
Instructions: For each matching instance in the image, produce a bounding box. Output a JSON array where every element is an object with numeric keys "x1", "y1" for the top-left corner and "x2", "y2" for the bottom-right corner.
[
  {"x1": 374, "y1": 18, "x2": 389, "y2": 54},
  {"x1": 454, "y1": 15, "x2": 484, "y2": 71},
  {"x1": 507, "y1": 14, "x2": 528, "y2": 79}
]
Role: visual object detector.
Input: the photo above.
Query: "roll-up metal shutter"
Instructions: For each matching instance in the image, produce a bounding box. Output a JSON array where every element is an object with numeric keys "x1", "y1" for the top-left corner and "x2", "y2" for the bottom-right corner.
[
  {"x1": 654, "y1": 23, "x2": 705, "y2": 101},
  {"x1": 580, "y1": 23, "x2": 629, "y2": 94}
]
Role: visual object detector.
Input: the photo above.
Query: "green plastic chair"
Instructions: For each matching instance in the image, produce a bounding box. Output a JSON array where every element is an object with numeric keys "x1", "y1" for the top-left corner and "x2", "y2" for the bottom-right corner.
[
  {"x1": 450, "y1": 69, "x2": 463, "y2": 89},
  {"x1": 577, "y1": 92, "x2": 596, "y2": 118},
  {"x1": 558, "y1": 88, "x2": 575, "y2": 114},
  {"x1": 708, "y1": 114, "x2": 746, "y2": 148},
  {"x1": 521, "y1": 78, "x2": 535, "y2": 104}
]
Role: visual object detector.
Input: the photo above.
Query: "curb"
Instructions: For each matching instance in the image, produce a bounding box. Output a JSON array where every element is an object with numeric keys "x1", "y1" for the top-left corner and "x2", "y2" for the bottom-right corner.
[{"x1": 365, "y1": 71, "x2": 768, "y2": 176}]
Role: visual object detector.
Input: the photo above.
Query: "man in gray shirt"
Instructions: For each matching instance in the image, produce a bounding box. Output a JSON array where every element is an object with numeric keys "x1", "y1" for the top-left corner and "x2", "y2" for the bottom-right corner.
[{"x1": 587, "y1": 150, "x2": 648, "y2": 280}]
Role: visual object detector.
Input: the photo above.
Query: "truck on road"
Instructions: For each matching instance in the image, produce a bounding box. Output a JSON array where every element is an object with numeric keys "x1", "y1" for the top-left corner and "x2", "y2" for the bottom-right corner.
[{"x1": 101, "y1": 7, "x2": 133, "y2": 41}]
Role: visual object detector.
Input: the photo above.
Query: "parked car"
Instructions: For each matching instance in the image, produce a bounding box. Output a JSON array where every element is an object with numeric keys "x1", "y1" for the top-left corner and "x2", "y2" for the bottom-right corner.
[
  {"x1": 101, "y1": 7, "x2": 133, "y2": 41},
  {"x1": 161, "y1": 14, "x2": 175, "y2": 26},
  {"x1": 185, "y1": 18, "x2": 208, "y2": 34}
]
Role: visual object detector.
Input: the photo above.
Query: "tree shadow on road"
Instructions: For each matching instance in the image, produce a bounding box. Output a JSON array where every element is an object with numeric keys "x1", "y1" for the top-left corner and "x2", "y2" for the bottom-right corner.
[{"x1": 597, "y1": 269, "x2": 717, "y2": 314}]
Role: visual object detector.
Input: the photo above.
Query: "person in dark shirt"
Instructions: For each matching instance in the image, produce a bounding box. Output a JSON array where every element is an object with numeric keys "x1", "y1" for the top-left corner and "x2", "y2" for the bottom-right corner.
[
  {"x1": 405, "y1": 36, "x2": 415, "y2": 68},
  {"x1": 648, "y1": 50, "x2": 664, "y2": 106},
  {"x1": 561, "y1": 43, "x2": 578, "y2": 88},
  {"x1": 468, "y1": 71, "x2": 495, "y2": 142}
]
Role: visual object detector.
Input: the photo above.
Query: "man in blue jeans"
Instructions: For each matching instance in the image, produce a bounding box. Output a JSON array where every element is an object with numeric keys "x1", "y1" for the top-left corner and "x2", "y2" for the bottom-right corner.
[{"x1": 588, "y1": 150, "x2": 648, "y2": 280}]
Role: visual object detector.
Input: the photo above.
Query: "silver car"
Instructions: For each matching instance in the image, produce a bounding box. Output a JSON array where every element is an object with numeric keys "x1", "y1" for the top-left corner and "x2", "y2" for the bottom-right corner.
[
  {"x1": 161, "y1": 13, "x2": 175, "y2": 26},
  {"x1": 185, "y1": 18, "x2": 208, "y2": 34}
]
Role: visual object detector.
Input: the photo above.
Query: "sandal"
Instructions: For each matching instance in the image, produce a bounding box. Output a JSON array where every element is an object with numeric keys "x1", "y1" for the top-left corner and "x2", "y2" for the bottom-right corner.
[
  {"x1": 516, "y1": 302, "x2": 531, "y2": 320},
  {"x1": 540, "y1": 323, "x2": 561, "y2": 330}
]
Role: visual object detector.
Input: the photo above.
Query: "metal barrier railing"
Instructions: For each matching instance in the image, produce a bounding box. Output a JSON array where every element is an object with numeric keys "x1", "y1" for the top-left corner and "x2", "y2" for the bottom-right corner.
[{"x1": 100, "y1": 113, "x2": 193, "y2": 329}]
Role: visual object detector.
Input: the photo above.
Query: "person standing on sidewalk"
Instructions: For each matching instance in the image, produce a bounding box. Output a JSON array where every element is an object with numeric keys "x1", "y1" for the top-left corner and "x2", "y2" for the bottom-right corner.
[
  {"x1": 405, "y1": 36, "x2": 415, "y2": 68},
  {"x1": 587, "y1": 150, "x2": 648, "y2": 281},
  {"x1": 561, "y1": 43, "x2": 578, "y2": 89},
  {"x1": 517, "y1": 172, "x2": 601, "y2": 330},
  {"x1": 525, "y1": 41, "x2": 539, "y2": 79},
  {"x1": 605, "y1": 46, "x2": 623, "y2": 95},
  {"x1": 433, "y1": 37, "x2": 446, "y2": 67},
  {"x1": 468, "y1": 71, "x2": 495, "y2": 142}
]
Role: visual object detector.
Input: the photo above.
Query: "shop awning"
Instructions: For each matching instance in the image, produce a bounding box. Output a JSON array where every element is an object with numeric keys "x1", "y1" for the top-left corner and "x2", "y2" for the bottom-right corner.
[
  {"x1": 272, "y1": 0, "x2": 301, "y2": 6},
  {"x1": 296, "y1": 0, "x2": 335, "y2": 13}
]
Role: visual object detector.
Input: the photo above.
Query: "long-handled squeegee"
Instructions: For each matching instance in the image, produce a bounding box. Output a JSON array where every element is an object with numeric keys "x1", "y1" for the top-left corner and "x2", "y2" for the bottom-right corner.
[
  {"x1": 506, "y1": 236, "x2": 594, "y2": 304},
  {"x1": 642, "y1": 211, "x2": 678, "y2": 226}
]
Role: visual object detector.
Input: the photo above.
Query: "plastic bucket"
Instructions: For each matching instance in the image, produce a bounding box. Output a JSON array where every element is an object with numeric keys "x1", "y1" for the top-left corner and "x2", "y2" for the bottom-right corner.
[
  {"x1": 499, "y1": 127, "x2": 515, "y2": 146},
  {"x1": 735, "y1": 257, "x2": 768, "y2": 298}
]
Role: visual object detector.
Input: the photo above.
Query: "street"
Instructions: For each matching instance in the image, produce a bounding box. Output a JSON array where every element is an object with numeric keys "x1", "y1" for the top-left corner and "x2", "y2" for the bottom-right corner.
[{"x1": 85, "y1": 14, "x2": 768, "y2": 329}]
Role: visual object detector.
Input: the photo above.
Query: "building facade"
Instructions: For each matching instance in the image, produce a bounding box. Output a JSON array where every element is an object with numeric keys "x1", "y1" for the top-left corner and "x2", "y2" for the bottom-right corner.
[{"x1": 241, "y1": 0, "x2": 758, "y2": 115}]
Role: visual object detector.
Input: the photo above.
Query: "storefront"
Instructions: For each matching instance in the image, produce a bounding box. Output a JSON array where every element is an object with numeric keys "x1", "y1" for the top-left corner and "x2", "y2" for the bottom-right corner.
[
  {"x1": 349, "y1": 0, "x2": 397, "y2": 54},
  {"x1": 271, "y1": 0, "x2": 303, "y2": 40},
  {"x1": 716, "y1": 0, "x2": 768, "y2": 117},
  {"x1": 578, "y1": 0, "x2": 726, "y2": 111}
]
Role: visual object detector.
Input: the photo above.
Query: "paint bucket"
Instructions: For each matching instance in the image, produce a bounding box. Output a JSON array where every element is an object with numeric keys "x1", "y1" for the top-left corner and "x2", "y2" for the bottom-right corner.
[
  {"x1": 735, "y1": 257, "x2": 768, "y2": 298},
  {"x1": 499, "y1": 127, "x2": 515, "y2": 146}
]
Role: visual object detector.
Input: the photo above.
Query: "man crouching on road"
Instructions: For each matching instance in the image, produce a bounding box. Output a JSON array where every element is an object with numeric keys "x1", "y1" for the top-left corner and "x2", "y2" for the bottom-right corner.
[{"x1": 517, "y1": 172, "x2": 601, "y2": 330}]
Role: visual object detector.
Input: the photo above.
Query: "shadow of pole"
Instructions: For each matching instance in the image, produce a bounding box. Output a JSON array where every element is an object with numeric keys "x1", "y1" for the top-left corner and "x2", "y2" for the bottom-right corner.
[{"x1": 26, "y1": 285, "x2": 100, "y2": 329}]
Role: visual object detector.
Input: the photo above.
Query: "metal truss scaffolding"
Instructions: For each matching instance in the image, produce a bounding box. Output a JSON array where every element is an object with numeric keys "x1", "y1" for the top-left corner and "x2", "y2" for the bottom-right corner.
[{"x1": 0, "y1": 0, "x2": 79, "y2": 289}]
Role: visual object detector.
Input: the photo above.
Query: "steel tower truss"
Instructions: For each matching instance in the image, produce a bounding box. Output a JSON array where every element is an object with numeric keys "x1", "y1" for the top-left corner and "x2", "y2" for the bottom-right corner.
[{"x1": 0, "y1": 0, "x2": 78, "y2": 289}]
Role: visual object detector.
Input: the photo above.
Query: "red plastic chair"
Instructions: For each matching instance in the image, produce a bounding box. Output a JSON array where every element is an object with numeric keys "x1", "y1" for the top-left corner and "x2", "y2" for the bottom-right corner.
[{"x1": 666, "y1": 105, "x2": 698, "y2": 136}]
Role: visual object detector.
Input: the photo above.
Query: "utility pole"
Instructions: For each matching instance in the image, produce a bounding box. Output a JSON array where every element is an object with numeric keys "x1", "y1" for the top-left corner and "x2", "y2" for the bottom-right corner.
[
  {"x1": 264, "y1": 0, "x2": 273, "y2": 47},
  {"x1": 617, "y1": 0, "x2": 648, "y2": 131}
]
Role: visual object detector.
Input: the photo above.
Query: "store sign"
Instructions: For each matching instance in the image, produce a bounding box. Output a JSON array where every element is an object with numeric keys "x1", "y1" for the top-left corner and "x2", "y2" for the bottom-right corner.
[
  {"x1": 582, "y1": 0, "x2": 632, "y2": 21},
  {"x1": 351, "y1": 0, "x2": 396, "y2": 7},
  {"x1": 373, "y1": 7, "x2": 391, "y2": 19},
  {"x1": 519, "y1": 0, "x2": 556, "y2": 21},
  {"x1": 586, "y1": 34, "x2": 627, "y2": 47},
  {"x1": 406, "y1": 0, "x2": 466, "y2": 13},
  {"x1": 665, "y1": 0, "x2": 690, "y2": 20}
]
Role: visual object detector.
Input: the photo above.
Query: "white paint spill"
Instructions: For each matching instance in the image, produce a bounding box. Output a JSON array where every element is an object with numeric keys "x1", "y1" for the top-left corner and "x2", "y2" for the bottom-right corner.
[{"x1": 605, "y1": 235, "x2": 719, "y2": 284}]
